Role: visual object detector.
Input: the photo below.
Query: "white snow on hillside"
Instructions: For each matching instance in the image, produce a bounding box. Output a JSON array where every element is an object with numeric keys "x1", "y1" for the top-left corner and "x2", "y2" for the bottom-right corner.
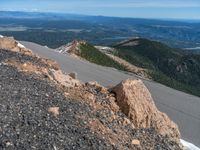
[
  {"x1": 17, "y1": 42, "x2": 25, "y2": 48},
  {"x1": 181, "y1": 139, "x2": 200, "y2": 150}
]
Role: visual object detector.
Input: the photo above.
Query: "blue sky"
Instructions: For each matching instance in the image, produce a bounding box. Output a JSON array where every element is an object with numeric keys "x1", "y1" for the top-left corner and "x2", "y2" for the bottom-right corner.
[{"x1": 1, "y1": 0, "x2": 200, "y2": 19}]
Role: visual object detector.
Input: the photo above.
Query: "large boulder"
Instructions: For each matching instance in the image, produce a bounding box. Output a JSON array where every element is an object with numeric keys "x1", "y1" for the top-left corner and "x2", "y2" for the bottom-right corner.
[{"x1": 111, "y1": 79, "x2": 180, "y2": 140}]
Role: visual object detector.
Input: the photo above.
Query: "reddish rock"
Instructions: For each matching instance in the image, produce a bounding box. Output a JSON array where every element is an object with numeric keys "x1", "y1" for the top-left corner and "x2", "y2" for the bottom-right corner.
[
  {"x1": 0, "y1": 36, "x2": 33, "y2": 55},
  {"x1": 111, "y1": 79, "x2": 181, "y2": 140},
  {"x1": 132, "y1": 139, "x2": 140, "y2": 145}
]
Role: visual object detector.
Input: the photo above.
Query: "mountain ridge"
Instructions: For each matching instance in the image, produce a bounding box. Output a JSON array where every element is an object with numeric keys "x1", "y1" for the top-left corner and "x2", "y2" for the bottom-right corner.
[
  {"x1": 1, "y1": 11, "x2": 200, "y2": 50},
  {"x1": 113, "y1": 38, "x2": 200, "y2": 96},
  {"x1": 56, "y1": 38, "x2": 200, "y2": 97}
]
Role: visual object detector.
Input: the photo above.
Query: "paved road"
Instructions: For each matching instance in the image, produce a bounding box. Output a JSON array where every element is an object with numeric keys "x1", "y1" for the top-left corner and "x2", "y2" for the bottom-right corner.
[{"x1": 22, "y1": 41, "x2": 200, "y2": 147}]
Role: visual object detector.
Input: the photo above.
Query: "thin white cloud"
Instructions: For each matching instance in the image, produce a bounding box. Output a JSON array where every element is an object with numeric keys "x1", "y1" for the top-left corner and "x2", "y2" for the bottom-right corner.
[
  {"x1": 20, "y1": 0, "x2": 200, "y2": 8},
  {"x1": 84, "y1": 0, "x2": 200, "y2": 8}
]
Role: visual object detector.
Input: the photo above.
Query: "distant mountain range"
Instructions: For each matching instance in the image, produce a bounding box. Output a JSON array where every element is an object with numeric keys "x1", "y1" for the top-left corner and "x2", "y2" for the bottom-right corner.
[
  {"x1": 0, "y1": 11, "x2": 200, "y2": 50},
  {"x1": 0, "y1": 11, "x2": 85, "y2": 20},
  {"x1": 1, "y1": 11, "x2": 200, "y2": 23}
]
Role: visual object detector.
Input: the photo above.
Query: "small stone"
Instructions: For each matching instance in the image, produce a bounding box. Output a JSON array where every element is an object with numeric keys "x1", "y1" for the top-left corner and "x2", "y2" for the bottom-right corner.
[
  {"x1": 86, "y1": 81, "x2": 99, "y2": 87},
  {"x1": 23, "y1": 63, "x2": 27, "y2": 67},
  {"x1": 109, "y1": 96, "x2": 116, "y2": 101},
  {"x1": 132, "y1": 139, "x2": 140, "y2": 145},
  {"x1": 53, "y1": 145, "x2": 58, "y2": 150},
  {"x1": 123, "y1": 118, "x2": 131, "y2": 126},
  {"x1": 109, "y1": 93, "x2": 115, "y2": 97},
  {"x1": 131, "y1": 123, "x2": 135, "y2": 128},
  {"x1": 68, "y1": 72, "x2": 77, "y2": 79},
  {"x1": 48, "y1": 107, "x2": 60, "y2": 117},
  {"x1": 45, "y1": 93, "x2": 49, "y2": 97},
  {"x1": 85, "y1": 93, "x2": 95, "y2": 102},
  {"x1": 6, "y1": 141, "x2": 13, "y2": 147},
  {"x1": 64, "y1": 92, "x2": 70, "y2": 97},
  {"x1": 97, "y1": 86, "x2": 108, "y2": 93}
]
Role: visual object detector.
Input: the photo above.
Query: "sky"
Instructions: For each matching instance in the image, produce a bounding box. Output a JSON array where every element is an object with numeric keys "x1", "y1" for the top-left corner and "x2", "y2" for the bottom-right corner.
[{"x1": 1, "y1": 0, "x2": 200, "y2": 19}]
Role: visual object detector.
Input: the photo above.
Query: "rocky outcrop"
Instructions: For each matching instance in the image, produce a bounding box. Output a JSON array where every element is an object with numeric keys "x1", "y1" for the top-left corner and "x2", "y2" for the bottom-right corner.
[
  {"x1": 50, "y1": 70, "x2": 81, "y2": 87},
  {"x1": 57, "y1": 40, "x2": 86, "y2": 55},
  {"x1": 0, "y1": 36, "x2": 16, "y2": 50},
  {"x1": 111, "y1": 79, "x2": 181, "y2": 141},
  {"x1": 0, "y1": 36, "x2": 33, "y2": 55},
  {"x1": 4, "y1": 58, "x2": 81, "y2": 89}
]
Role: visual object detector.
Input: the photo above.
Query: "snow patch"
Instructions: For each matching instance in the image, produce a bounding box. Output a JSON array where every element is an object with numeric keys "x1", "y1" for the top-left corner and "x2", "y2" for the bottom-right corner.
[
  {"x1": 17, "y1": 42, "x2": 25, "y2": 48},
  {"x1": 181, "y1": 139, "x2": 200, "y2": 150}
]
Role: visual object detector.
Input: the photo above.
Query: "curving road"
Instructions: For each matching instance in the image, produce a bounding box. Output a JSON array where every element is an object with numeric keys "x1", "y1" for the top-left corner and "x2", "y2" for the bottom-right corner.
[{"x1": 21, "y1": 41, "x2": 200, "y2": 147}]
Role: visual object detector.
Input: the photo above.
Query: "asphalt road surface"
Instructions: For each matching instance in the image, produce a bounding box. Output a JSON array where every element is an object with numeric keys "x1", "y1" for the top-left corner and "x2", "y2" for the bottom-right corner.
[{"x1": 21, "y1": 41, "x2": 200, "y2": 147}]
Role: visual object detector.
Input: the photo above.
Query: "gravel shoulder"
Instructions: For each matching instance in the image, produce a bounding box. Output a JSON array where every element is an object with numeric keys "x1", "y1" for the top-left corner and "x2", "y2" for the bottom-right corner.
[{"x1": 21, "y1": 41, "x2": 200, "y2": 147}]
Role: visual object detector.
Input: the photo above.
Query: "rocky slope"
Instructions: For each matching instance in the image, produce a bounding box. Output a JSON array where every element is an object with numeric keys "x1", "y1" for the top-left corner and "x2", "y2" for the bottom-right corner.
[{"x1": 0, "y1": 36, "x2": 183, "y2": 149}]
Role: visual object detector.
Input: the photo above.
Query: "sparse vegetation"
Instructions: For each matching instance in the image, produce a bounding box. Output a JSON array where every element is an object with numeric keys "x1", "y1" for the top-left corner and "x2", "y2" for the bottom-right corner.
[
  {"x1": 79, "y1": 43, "x2": 126, "y2": 71},
  {"x1": 113, "y1": 38, "x2": 200, "y2": 97}
]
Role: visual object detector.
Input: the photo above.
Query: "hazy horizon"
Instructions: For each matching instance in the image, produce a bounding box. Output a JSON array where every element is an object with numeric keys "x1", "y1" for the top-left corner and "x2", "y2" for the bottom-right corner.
[
  {"x1": 1, "y1": 0, "x2": 200, "y2": 20},
  {"x1": 1, "y1": 10, "x2": 200, "y2": 22}
]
